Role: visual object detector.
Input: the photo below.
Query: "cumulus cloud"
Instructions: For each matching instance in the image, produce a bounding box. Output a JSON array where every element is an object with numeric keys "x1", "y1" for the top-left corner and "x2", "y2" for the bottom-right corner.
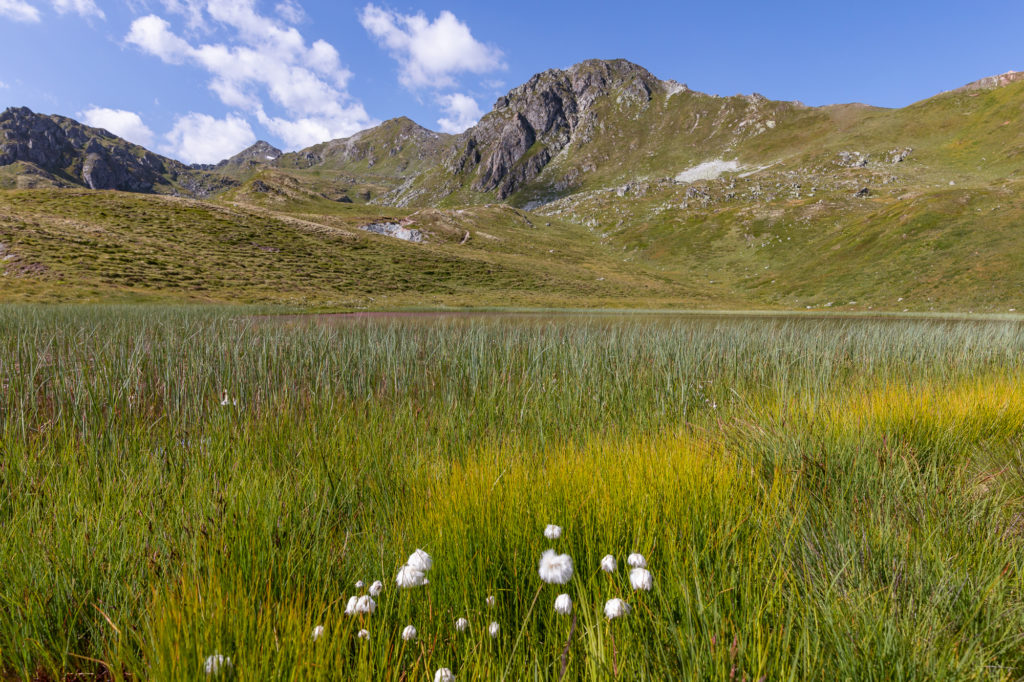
[
  {"x1": 359, "y1": 4, "x2": 504, "y2": 89},
  {"x1": 79, "y1": 107, "x2": 156, "y2": 147},
  {"x1": 125, "y1": 0, "x2": 373, "y2": 149},
  {"x1": 51, "y1": 0, "x2": 103, "y2": 19},
  {"x1": 126, "y1": 15, "x2": 193, "y2": 63},
  {"x1": 161, "y1": 112, "x2": 255, "y2": 163},
  {"x1": 0, "y1": 0, "x2": 41, "y2": 22},
  {"x1": 436, "y1": 93, "x2": 482, "y2": 134}
]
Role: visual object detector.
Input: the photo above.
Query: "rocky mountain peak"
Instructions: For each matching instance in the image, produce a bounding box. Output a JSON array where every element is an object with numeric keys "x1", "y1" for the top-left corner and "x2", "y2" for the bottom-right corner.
[
  {"x1": 453, "y1": 58, "x2": 662, "y2": 200},
  {"x1": 0, "y1": 106, "x2": 176, "y2": 192},
  {"x1": 219, "y1": 140, "x2": 283, "y2": 167}
]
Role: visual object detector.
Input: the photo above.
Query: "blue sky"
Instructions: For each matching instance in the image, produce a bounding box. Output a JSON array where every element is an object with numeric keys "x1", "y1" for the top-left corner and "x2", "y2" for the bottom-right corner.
[{"x1": 0, "y1": 0, "x2": 1021, "y2": 163}]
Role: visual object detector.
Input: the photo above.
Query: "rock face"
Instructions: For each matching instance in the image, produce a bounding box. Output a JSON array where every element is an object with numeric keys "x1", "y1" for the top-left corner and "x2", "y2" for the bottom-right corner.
[
  {"x1": 0, "y1": 107, "x2": 174, "y2": 192},
  {"x1": 447, "y1": 59, "x2": 660, "y2": 200}
]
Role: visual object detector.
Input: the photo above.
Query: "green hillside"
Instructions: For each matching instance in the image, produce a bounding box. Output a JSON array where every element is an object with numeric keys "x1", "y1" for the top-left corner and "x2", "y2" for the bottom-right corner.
[{"x1": 1, "y1": 61, "x2": 1022, "y2": 310}]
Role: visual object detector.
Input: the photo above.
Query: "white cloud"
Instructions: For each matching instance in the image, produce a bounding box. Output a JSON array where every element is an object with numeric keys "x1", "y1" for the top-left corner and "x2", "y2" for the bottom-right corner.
[
  {"x1": 160, "y1": 0, "x2": 206, "y2": 30},
  {"x1": 160, "y1": 112, "x2": 255, "y2": 163},
  {"x1": 125, "y1": 0, "x2": 373, "y2": 150},
  {"x1": 126, "y1": 14, "x2": 193, "y2": 63},
  {"x1": 436, "y1": 93, "x2": 482, "y2": 134},
  {"x1": 0, "y1": 81, "x2": 8, "y2": 89},
  {"x1": 0, "y1": 0, "x2": 41, "y2": 22},
  {"x1": 79, "y1": 106, "x2": 155, "y2": 147},
  {"x1": 274, "y1": 0, "x2": 304, "y2": 24},
  {"x1": 51, "y1": 0, "x2": 104, "y2": 19},
  {"x1": 359, "y1": 4, "x2": 504, "y2": 89}
]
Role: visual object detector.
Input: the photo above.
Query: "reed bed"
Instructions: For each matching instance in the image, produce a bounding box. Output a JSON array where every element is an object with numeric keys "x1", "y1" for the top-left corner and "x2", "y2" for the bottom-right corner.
[{"x1": 1, "y1": 305, "x2": 1023, "y2": 680}]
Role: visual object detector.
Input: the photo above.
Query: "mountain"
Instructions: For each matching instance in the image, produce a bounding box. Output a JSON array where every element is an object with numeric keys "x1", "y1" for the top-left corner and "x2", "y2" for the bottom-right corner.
[
  {"x1": 0, "y1": 107, "x2": 235, "y2": 196},
  {"x1": 249, "y1": 58, "x2": 1023, "y2": 213},
  {"x1": 1, "y1": 59, "x2": 1023, "y2": 311}
]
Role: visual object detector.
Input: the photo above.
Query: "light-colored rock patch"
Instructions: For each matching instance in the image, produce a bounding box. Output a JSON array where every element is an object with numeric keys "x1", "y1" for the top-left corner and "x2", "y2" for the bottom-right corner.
[{"x1": 674, "y1": 159, "x2": 740, "y2": 184}]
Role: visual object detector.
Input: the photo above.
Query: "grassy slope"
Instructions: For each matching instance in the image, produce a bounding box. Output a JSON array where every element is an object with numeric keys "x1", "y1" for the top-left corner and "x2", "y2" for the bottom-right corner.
[{"x1": 0, "y1": 189, "x2": 702, "y2": 308}]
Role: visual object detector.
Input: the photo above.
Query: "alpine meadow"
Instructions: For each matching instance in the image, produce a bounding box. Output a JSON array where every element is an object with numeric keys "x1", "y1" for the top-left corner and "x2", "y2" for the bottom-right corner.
[{"x1": 2, "y1": 2, "x2": 1024, "y2": 679}]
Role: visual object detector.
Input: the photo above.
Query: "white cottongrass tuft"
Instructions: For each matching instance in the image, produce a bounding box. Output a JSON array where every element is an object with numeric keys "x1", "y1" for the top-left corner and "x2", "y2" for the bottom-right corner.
[
  {"x1": 630, "y1": 567, "x2": 653, "y2": 591},
  {"x1": 434, "y1": 668, "x2": 455, "y2": 682},
  {"x1": 488, "y1": 621, "x2": 500, "y2": 637},
  {"x1": 355, "y1": 580, "x2": 365, "y2": 589},
  {"x1": 204, "y1": 653, "x2": 232, "y2": 675},
  {"x1": 604, "y1": 598, "x2": 630, "y2": 620},
  {"x1": 354, "y1": 595, "x2": 376, "y2": 614},
  {"x1": 486, "y1": 594, "x2": 496, "y2": 608},
  {"x1": 600, "y1": 554, "x2": 617, "y2": 572},
  {"x1": 407, "y1": 548, "x2": 433, "y2": 573},
  {"x1": 369, "y1": 580, "x2": 384, "y2": 597},
  {"x1": 544, "y1": 524, "x2": 562, "y2": 540},
  {"x1": 626, "y1": 553, "x2": 647, "y2": 569},
  {"x1": 311, "y1": 625, "x2": 325, "y2": 641},
  {"x1": 344, "y1": 595, "x2": 358, "y2": 615},
  {"x1": 455, "y1": 617, "x2": 469, "y2": 632},
  {"x1": 357, "y1": 628, "x2": 370, "y2": 640},
  {"x1": 554, "y1": 593, "x2": 572, "y2": 615},
  {"x1": 402, "y1": 624, "x2": 417, "y2": 641},
  {"x1": 538, "y1": 549, "x2": 574, "y2": 584},
  {"x1": 396, "y1": 564, "x2": 427, "y2": 588}
]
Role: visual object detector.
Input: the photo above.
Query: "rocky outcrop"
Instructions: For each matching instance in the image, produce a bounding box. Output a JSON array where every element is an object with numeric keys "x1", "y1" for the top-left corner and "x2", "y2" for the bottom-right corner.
[
  {"x1": 0, "y1": 106, "x2": 177, "y2": 192},
  {"x1": 451, "y1": 59, "x2": 661, "y2": 200},
  {"x1": 952, "y1": 70, "x2": 1024, "y2": 93},
  {"x1": 358, "y1": 221, "x2": 424, "y2": 243}
]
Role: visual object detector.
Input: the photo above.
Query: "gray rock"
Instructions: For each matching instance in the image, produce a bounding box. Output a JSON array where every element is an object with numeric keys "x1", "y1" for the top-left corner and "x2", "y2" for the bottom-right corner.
[{"x1": 459, "y1": 60, "x2": 660, "y2": 200}]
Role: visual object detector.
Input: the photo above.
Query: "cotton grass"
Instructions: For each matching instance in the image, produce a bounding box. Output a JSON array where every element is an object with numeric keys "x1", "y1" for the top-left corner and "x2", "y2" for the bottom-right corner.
[
  {"x1": 604, "y1": 598, "x2": 630, "y2": 620},
  {"x1": 538, "y1": 549, "x2": 573, "y2": 584},
  {"x1": 629, "y1": 567, "x2": 653, "y2": 591}
]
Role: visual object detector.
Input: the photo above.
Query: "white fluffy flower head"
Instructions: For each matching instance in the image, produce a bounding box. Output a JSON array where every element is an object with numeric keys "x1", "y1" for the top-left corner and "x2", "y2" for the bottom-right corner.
[
  {"x1": 204, "y1": 653, "x2": 232, "y2": 675},
  {"x1": 344, "y1": 595, "x2": 358, "y2": 615},
  {"x1": 434, "y1": 667, "x2": 455, "y2": 682},
  {"x1": 357, "y1": 628, "x2": 370, "y2": 640},
  {"x1": 604, "y1": 598, "x2": 630, "y2": 620},
  {"x1": 402, "y1": 624, "x2": 417, "y2": 641},
  {"x1": 354, "y1": 595, "x2": 376, "y2": 614},
  {"x1": 627, "y1": 553, "x2": 647, "y2": 569},
  {"x1": 488, "y1": 621, "x2": 500, "y2": 638},
  {"x1": 355, "y1": 580, "x2": 365, "y2": 589},
  {"x1": 554, "y1": 593, "x2": 572, "y2": 615},
  {"x1": 630, "y1": 567, "x2": 653, "y2": 591},
  {"x1": 407, "y1": 548, "x2": 433, "y2": 573},
  {"x1": 486, "y1": 594, "x2": 496, "y2": 608},
  {"x1": 544, "y1": 524, "x2": 562, "y2": 540},
  {"x1": 396, "y1": 564, "x2": 427, "y2": 588},
  {"x1": 455, "y1": 617, "x2": 469, "y2": 632},
  {"x1": 538, "y1": 549, "x2": 574, "y2": 584},
  {"x1": 369, "y1": 580, "x2": 383, "y2": 597},
  {"x1": 311, "y1": 625, "x2": 324, "y2": 641},
  {"x1": 600, "y1": 554, "x2": 616, "y2": 572}
]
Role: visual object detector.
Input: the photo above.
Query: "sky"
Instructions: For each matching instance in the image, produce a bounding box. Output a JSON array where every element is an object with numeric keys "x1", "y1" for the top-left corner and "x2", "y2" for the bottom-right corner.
[{"x1": 0, "y1": 0, "x2": 1021, "y2": 164}]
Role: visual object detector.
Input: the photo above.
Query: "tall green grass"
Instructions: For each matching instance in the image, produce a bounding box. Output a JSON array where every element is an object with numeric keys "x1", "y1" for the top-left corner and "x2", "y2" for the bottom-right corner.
[{"x1": 2, "y1": 306, "x2": 1023, "y2": 679}]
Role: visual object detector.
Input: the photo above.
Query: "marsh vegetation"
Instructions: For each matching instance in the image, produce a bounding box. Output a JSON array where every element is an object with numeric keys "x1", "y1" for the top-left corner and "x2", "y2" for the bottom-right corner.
[{"x1": 2, "y1": 307, "x2": 1023, "y2": 679}]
